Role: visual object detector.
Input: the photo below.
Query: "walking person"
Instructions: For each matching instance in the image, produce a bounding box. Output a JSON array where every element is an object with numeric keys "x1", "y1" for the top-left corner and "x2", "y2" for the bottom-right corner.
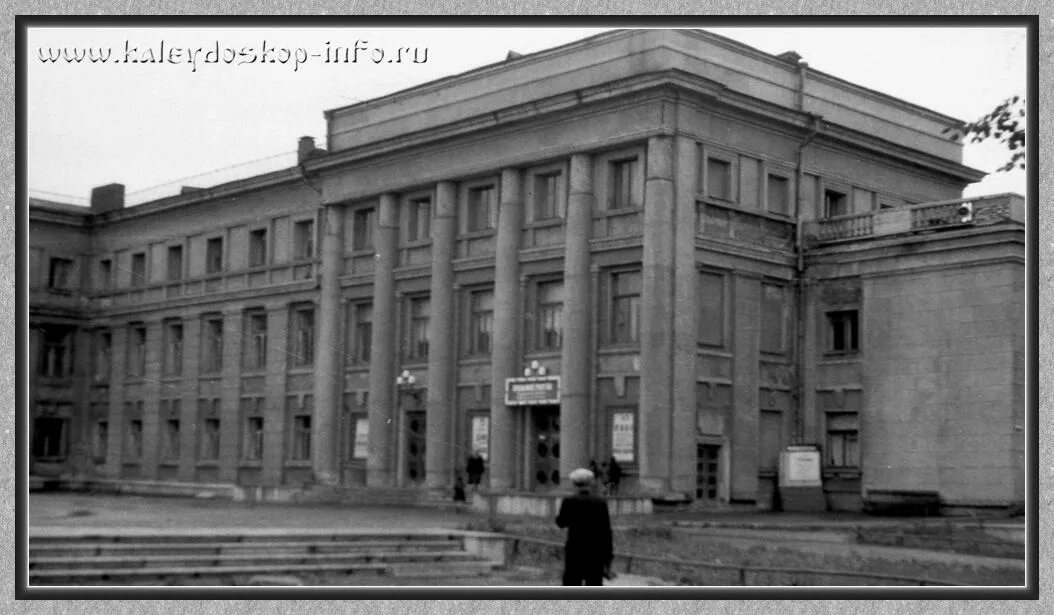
[
  {"x1": 466, "y1": 450, "x2": 486, "y2": 492},
  {"x1": 607, "y1": 456, "x2": 622, "y2": 496},
  {"x1": 555, "y1": 468, "x2": 614, "y2": 586}
]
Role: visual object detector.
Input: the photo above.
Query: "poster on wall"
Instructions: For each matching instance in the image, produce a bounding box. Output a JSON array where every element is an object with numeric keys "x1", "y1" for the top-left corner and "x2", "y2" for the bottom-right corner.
[
  {"x1": 471, "y1": 415, "x2": 490, "y2": 461},
  {"x1": 611, "y1": 412, "x2": 634, "y2": 463},
  {"x1": 353, "y1": 418, "x2": 369, "y2": 459}
]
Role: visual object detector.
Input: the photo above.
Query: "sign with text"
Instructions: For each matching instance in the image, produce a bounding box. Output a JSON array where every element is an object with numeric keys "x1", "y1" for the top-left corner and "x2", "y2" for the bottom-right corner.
[
  {"x1": 611, "y1": 412, "x2": 635, "y2": 463},
  {"x1": 504, "y1": 376, "x2": 561, "y2": 406},
  {"x1": 353, "y1": 418, "x2": 369, "y2": 459},
  {"x1": 779, "y1": 447, "x2": 822, "y2": 487},
  {"x1": 471, "y1": 415, "x2": 490, "y2": 461}
]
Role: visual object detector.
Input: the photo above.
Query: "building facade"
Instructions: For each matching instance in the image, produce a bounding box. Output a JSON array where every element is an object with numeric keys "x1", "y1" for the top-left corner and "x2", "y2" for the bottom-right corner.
[{"x1": 28, "y1": 30, "x2": 1026, "y2": 512}]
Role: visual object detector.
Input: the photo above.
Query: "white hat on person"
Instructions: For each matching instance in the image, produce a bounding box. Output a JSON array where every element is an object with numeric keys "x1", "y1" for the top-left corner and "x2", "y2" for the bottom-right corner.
[{"x1": 569, "y1": 468, "x2": 595, "y2": 486}]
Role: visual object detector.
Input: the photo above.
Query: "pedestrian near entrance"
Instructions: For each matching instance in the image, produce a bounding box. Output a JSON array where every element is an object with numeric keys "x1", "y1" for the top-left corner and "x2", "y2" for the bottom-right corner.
[
  {"x1": 466, "y1": 450, "x2": 486, "y2": 491},
  {"x1": 607, "y1": 457, "x2": 622, "y2": 496},
  {"x1": 555, "y1": 468, "x2": 614, "y2": 586}
]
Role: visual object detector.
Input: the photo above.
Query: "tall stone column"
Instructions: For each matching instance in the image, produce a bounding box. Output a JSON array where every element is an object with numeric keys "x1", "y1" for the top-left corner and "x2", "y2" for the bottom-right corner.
[
  {"x1": 560, "y1": 153, "x2": 594, "y2": 483},
  {"x1": 103, "y1": 327, "x2": 127, "y2": 478},
  {"x1": 425, "y1": 182, "x2": 458, "y2": 489},
  {"x1": 639, "y1": 135, "x2": 676, "y2": 493},
  {"x1": 487, "y1": 168, "x2": 524, "y2": 491},
  {"x1": 367, "y1": 193, "x2": 399, "y2": 486},
  {"x1": 670, "y1": 135, "x2": 699, "y2": 493},
  {"x1": 731, "y1": 275, "x2": 761, "y2": 501},
  {"x1": 217, "y1": 308, "x2": 243, "y2": 483},
  {"x1": 69, "y1": 328, "x2": 93, "y2": 478},
  {"x1": 140, "y1": 320, "x2": 163, "y2": 480},
  {"x1": 178, "y1": 317, "x2": 201, "y2": 482},
  {"x1": 262, "y1": 304, "x2": 289, "y2": 486},
  {"x1": 312, "y1": 204, "x2": 345, "y2": 485}
]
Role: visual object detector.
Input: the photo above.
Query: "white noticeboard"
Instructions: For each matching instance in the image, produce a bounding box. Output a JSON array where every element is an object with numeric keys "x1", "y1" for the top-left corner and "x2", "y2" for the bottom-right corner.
[
  {"x1": 353, "y1": 418, "x2": 369, "y2": 459},
  {"x1": 779, "y1": 449, "x2": 822, "y2": 487},
  {"x1": 471, "y1": 416, "x2": 490, "y2": 461},
  {"x1": 611, "y1": 412, "x2": 634, "y2": 463}
]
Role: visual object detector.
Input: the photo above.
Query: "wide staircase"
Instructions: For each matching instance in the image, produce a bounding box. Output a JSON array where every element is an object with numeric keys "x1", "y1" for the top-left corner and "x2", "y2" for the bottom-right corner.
[{"x1": 28, "y1": 528, "x2": 509, "y2": 586}]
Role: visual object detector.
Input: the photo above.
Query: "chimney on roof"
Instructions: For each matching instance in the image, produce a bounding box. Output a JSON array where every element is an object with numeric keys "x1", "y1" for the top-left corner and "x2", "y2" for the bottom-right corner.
[
  {"x1": 505, "y1": 50, "x2": 524, "y2": 61},
  {"x1": 90, "y1": 183, "x2": 125, "y2": 213},
  {"x1": 777, "y1": 50, "x2": 803, "y2": 65},
  {"x1": 298, "y1": 136, "x2": 327, "y2": 163}
]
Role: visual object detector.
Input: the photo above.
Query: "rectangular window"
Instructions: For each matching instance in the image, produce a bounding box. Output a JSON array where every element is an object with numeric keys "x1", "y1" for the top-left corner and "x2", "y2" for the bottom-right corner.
[
  {"x1": 291, "y1": 305, "x2": 315, "y2": 367},
  {"x1": 825, "y1": 412, "x2": 859, "y2": 468},
  {"x1": 164, "y1": 418, "x2": 180, "y2": 460},
  {"x1": 293, "y1": 219, "x2": 316, "y2": 259},
  {"x1": 348, "y1": 303, "x2": 372, "y2": 364},
  {"x1": 32, "y1": 416, "x2": 67, "y2": 459},
  {"x1": 244, "y1": 412, "x2": 264, "y2": 461},
  {"x1": 610, "y1": 158, "x2": 638, "y2": 210},
  {"x1": 48, "y1": 257, "x2": 75, "y2": 290},
  {"x1": 205, "y1": 237, "x2": 224, "y2": 274},
  {"x1": 93, "y1": 420, "x2": 108, "y2": 459},
  {"x1": 826, "y1": 310, "x2": 860, "y2": 354},
  {"x1": 166, "y1": 245, "x2": 183, "y2": 281},
  {"x1": 130, "y1": 252, "x2": 147, "y2": 287},
  {"x1": 767, "y1": 175, "x2": 790, "y2": 215},
  {"x1": 93, "y1": 330, "x2": 112, "y2": 383},
  {"x1": 199, "y1": 411, "x2": 220, "y2": 459},
  {"x1": 248, "y1": 228, "x2": 268, "y2": 267},
  {"x1": 407, "y1": 296, "x2": 430, "y2": 360},
  {"x1": 610, "y1": 270, "x2": 641, "y2": 344},
  {"x1": 697, "y1": 272, "x2": 725, "y2": 347},
  {"x1": 824, "y1": 189, "x2": 849, "y2": 218},
  {"x1": 467, "y1": 186, "x2": 495, "y2": 232},
  {"x1": 707, "y1": 158, "x2": 733, "y2": 201},
  {"x1": 202, "y1": 316, "x2": 224, "y2": 374},
  {"x1": 98, "y1": 258, "x2": 112, "y2": 290},
  {"x1": 533, "y1": 172, "x2": 562, "y2": 220},
  {"x1": 760, "y1": 284, "x2": 786, "y2": 354},
  {"x1": 291, "y1": 412, "x2": 311, "y2": 461},
  {"x1": 535, "y1": 280, "x2": 564, "y2": 351},
  {"x1": 128, "y1": 324, "x2": 147, "y2": 378},
  {"x1": 163, "y1": 320, "x2": 184, "y2": 376},
  {"x1": 352, "y1": 208, "x2": 375, "y2": 251},
  {"x1": 759, "y1": 410, "x2": 783, "y2": 472},
  {"x1": 468, "y1": 289, "x2": 494, "y2": 355},
  {"x1": 244, "y1": 311, "x2": 268, "y2": 371},
  {"x1": 126, "y1": 419, "x2": 143, "y2": 459},
  {"x1": 39, "y1": 326, "x2": 73, "y2": 378},
  {"x1": 406, "y1": 198, "x2": 431, "y2": 242},
  {"x1": 353, "y1": 417, "x2": 369, "y2": 459}
]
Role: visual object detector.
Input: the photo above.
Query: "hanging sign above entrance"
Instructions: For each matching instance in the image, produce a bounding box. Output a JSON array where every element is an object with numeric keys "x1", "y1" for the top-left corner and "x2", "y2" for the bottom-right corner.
[{"x1": 505, "y1": 376, "x2": 561, "y2": 406}]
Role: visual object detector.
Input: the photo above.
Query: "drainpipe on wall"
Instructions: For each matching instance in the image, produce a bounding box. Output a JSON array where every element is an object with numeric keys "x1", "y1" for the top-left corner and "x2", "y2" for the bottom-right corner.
[{"x1": 794, "y1": 100, "x2": 822, "y2": 445}]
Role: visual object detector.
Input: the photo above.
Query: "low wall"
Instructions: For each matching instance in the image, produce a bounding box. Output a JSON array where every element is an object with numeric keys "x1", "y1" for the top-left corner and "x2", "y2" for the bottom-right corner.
[{"x1": 471, "y1": 492, "x2": 653, "y2": 517}]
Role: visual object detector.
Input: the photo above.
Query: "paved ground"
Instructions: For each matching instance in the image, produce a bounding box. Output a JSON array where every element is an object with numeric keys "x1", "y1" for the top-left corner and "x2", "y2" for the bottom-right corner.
[{"x1": 26, "y1": 492, "x2": 1024, "y2": 587}]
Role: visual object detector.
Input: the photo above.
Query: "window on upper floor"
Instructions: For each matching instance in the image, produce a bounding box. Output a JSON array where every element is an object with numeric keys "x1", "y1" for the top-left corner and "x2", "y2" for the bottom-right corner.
[
  {"x1": 826, "y1": 310, "x2": 859, "y2": 355},
  {"x1": 532, "y1": 171, "x2": 563, "y2": 221},
  {"x1": 760, "y1": 283, "x2": 787, "y2": 354},
  {"x1": 249, "y1": 228, "x2": 268, "y2": 268},
  {"x1": 243, "y1": 311, "x2": 268, "y2": 371},
  {"x1": 352, "y1": 208, "x2": 375, "y2": 252},
  {"x1": 466, "y1": 185, "x2": 495, "y2": 232},
  {"x1": 406, "y1": 197, "x2": 431, "y2": 243},
  {"x1": 293, "y1": 219, "x2": 315, "y2": 260},
  {"x1": 347, "y1": 302, "x2": 372, "y2": 365},
  {"x1": 205, "y1": 237, "x2": 224, "y2": 274},
  {"x1": 130, "y1": 252, "x2": 147, "y2": 287},
  {"x1": 467, "y1": 289, "x2": 494, "y2": 356},
  {"x1": 767, "y1": 174, "x2": 790, "y2": 216},
  {"x1": 290, "y1": 305, "x2": 315, "y2": 367},
  {"x1": 406, "y1": 296, "x2": 430, "y2": 361},
  {"x1": 48, "y1": 257, "x2": 75, "y2": 291},
  {"x1": 609, "y1": 269, "x2": 641, "y2": 345},
  {"x1": 609, "y1": 158, "x2": 639, "y2": 210},
  {"x1": 93, "y1": 329, "x2": 111, "y2": 383},
  {"x1": 201, "y1": 315, "x2": 224, "y2": 374},
  {"x1": 97, "y1": 259, "x2": 113, "y2": 291},
  {"x1": 166, "y1": 245, "x2": 183, "y2": 281},
  {"x1": 707, "y1": 158, "x2": 733, "y2": 201},
  {"x1": 38, "y1": 326, "x2": 73, "y2": 378},
  {"x1": 824, "y1": 189, "x2": 849, "y2": 218},
  {"x1": 127, "y1": 324, "x2": 147, "y2": 378},
  {"x1": 534, "y1": 280, "x2": 564, "y2": 352},
  {"x1": 162, "y1": 320, "x2": 184, "y2": 377}
]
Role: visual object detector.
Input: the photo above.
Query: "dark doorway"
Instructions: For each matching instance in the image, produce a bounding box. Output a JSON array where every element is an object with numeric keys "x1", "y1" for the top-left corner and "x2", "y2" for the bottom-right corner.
[
  {"x1": 531, "y1": 406, "x2": 560, "y2": 490},
  {"x1": 406, "y1": 411, "x2": 426, "y2": 485},
  {"x1": 696, "y1": 444, "x2": 720, "y2": 502}
]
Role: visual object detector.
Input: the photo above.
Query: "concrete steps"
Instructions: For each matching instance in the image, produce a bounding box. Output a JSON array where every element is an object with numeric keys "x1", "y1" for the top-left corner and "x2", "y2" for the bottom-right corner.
[{"x1": 28, "y1": 529, "x2": 503, "y2": 586}]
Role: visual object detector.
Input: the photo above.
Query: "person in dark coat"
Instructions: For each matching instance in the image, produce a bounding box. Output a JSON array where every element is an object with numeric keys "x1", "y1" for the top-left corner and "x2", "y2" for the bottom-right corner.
[
  {"x1": 555, "y1": 468, "x2": 614, "y2": 586},
  {"x1": 466, "y1": 450, "x2": 485, "y2": 491},
  {"x1": 607, "y1": 456, "x2": 623, "y2": 496}
]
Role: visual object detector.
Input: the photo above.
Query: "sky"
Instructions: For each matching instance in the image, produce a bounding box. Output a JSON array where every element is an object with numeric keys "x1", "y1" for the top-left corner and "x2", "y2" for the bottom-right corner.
[{"x1": 25, "y1": 25, "x2": 1028, "y2": 206}]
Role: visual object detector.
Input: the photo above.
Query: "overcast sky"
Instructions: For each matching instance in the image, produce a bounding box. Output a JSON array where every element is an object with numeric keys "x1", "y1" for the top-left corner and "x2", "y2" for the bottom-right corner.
[{"x1": 26, "y1": 26, "x2": 1027, "y2": 206}]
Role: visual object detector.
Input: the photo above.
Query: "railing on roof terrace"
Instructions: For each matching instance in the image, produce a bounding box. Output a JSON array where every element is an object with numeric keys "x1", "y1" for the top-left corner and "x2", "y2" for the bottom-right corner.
[{"x1": 806, "y1": 193, "x2": 1024, "y2": 244}]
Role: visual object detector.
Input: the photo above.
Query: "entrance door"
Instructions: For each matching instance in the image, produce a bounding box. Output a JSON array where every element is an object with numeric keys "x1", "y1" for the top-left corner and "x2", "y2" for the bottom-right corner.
[
  {"x1": 696, "y1": 444, "x2": 720, "y2": 502},
  {"x1": 406, "y1": 411, "x2": 426, "y2": 485},
  {"x1": 531, "y1": 407, "x2": 560, "y2": 490}
]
